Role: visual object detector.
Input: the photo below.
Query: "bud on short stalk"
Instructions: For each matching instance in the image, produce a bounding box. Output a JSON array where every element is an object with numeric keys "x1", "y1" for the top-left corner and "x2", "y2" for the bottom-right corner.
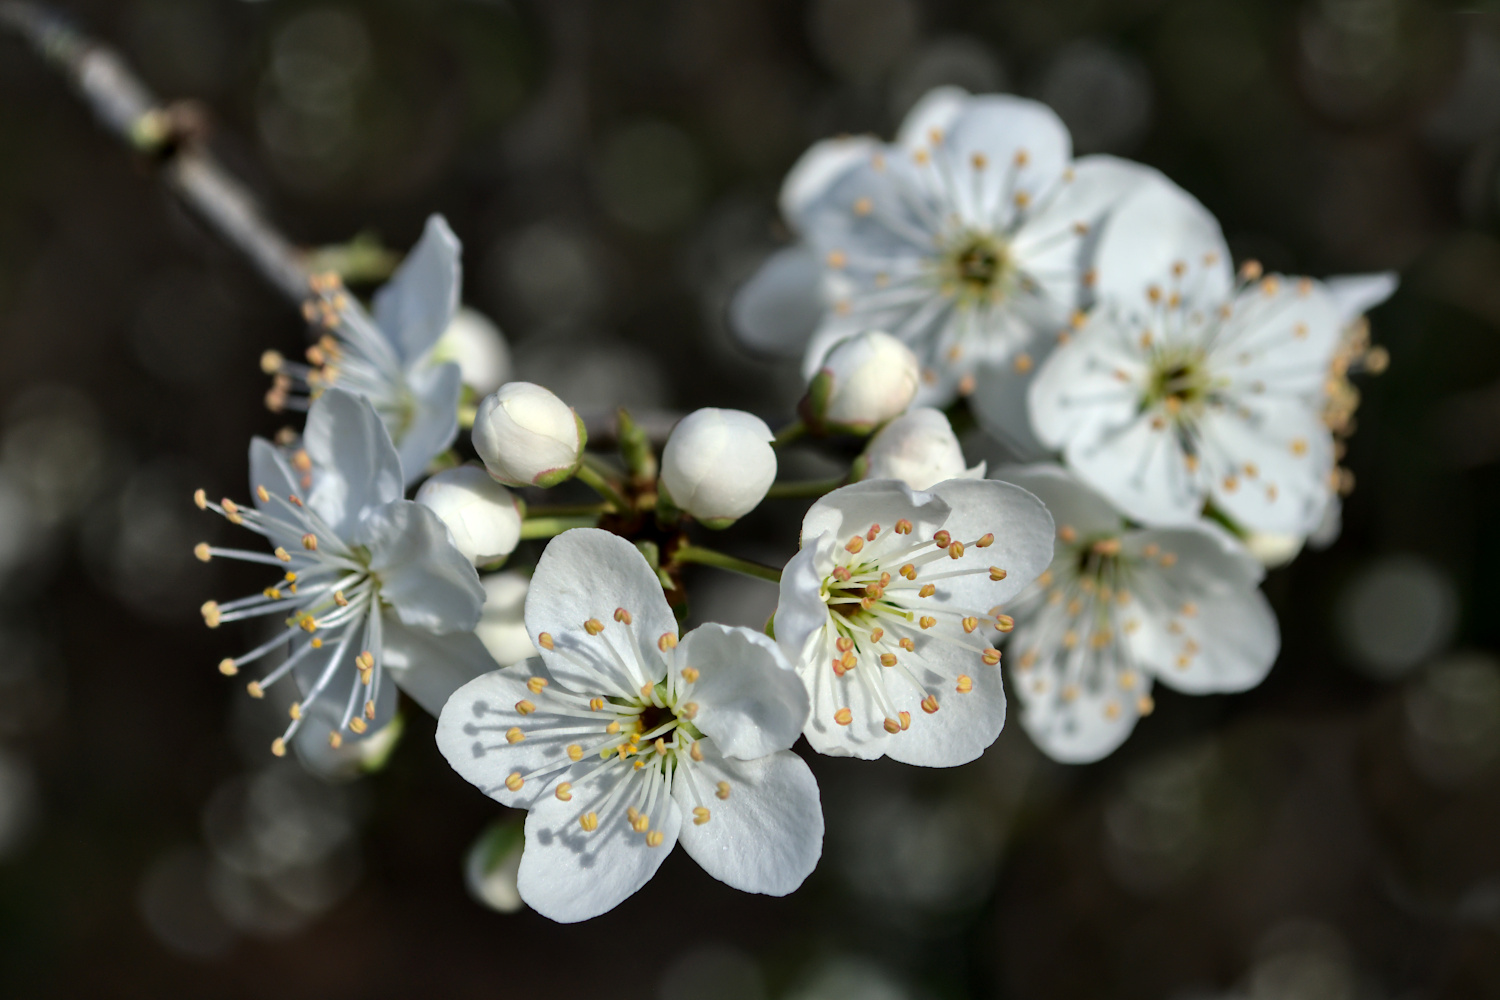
[
  {"x1": 801, "y1": 330, "x2": 919, "y2": 435},
  {"x1": 432, "y1": 307, "x2": 511, "y2": 396},
  {"x1": 658, "y1": 408, "x2": 777, "y2": 528},
  {"x1": 472, "y1": 382, "x2": 586, "y2": 488},
  {"x1": 854, "y1": 407, "x2": 985, "y2": 490},
  {"x1": 416, "y1": 465, "x2": 524, "y2": 565}
]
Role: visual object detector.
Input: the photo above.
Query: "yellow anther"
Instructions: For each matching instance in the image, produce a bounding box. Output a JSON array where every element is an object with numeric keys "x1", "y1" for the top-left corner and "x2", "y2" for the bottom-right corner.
[
  {"x1": 1240, "y1": 259, "x2": 1263, "y2": 282},
  {"x1": 715, "y1": 781, "x2": 731, "y2": 800},
  {"x1": 260, "y1": 349, "x2": 285, "y2": 374},
  {"x1": 880, "y1": 653, "x2": 897, "y2": 667},
  {"x1": 301, "y1": 533, "x2": 318, "y2": 551},
  {"x1": 555, "y1": 782, "x2": 573, "y2": 802},
  {"x1": 580, "y1": 812, "x2": 599, "y2": 831},
  {"x1": 268, "y1": 736, "x2": 287, "y2": 757},
  {"x1": 834, "y1": 708, "x2": 854, "y2": 726},
  {"x1": 606, "y1": 721, "x2": 621, "y2": 734},
  {"x1": 515, "y1": 699, "x2": 536, "y2": 715},
  {"x1": 539, "y1": 632, "x2": 554, "y2": 650},
  {"x1": 898, "y1": 711, "x2": 911, "y2": 730},
  {"x1": 827, "y1": 250, "x2": 847, "y2": 269},
  {"x1": 221, "y1": 498, "x2": 240, "y2": 516},
  {"x1": 921, "y1": 695, "x2": 940, "y2": 714},
  {"x1": 274, "y1": 547, "x2": 291, "y2": 562},
  {"x1": 962, "y1": 616, "x2": 979, "y2": 634},
  {"x1": 854, "y1": 196, "x2": 873, "y2": 215},
  {"x1": 328, "y1": 731, "x2": 342, "y2": 749},
  {"x1": 920, "y1": 616, "x2": 936, "y2": 629},
  {"x1": 505, "y1": 772, "x2": 524, "y2": 792},
  {"x1": 1058, "y1": 525, "x2": 1077, "y2": 543},
  {"x1": 505, "y1": 727, "x2": 525, "y2": 744},
  {"x1": 1063, "y1": 630, "x2": 1079, "y2": 649},
  {"x1": 836, "y1": 636, "x2": 854, "y2": 653},
  {"x1": 948, "y1": 542, "x2": 965, "y2": 560},
  {"x1": 693, "y1": 806, "x2": 711, "y2": 826},
  {"x1": 632, "y1": 813, "x2": 650, "y2": 833},
  {"x1": 840, "y1": 651, "x2": 856, "y2": 670},
  {"x1": 349, "y1": 717, "x2": 367, "y2": 734},
  {"x1": 900, "y1": 637, "x2": 915, "y2": 652},
  {"x1": 1104, "y1": 701, "x2": 1121, "y2": 721},
  {"x1": 982, "y1": 648, "x2": 1001, "y2": 666},
  {"x1": 527, "y1": 676, "x2": 548, "y2": 694},
  {"x1": 298, "y1": 614, "x2": 318, "y2": 633},
  {"x1": 217, "y1": 657, "x2": 238, "y2": 676},
  {"x1": 659, "y1": 632, "x2": 678, "y2": 651},
  {"x1": 1160, "y1": 552, "x2": 1177, "y2": 568},
  {"x1": 200, "y1": 601, "x2": 221, "y2": 628},
  {"x1": 364, "y1": 700, "x2": 375, "y2": 720},
  {"x1": 681, "y1": 702, "x2": 699, "y2": 719},
  {"x1": 869, "y1": 627, "x2": 884, "y2": 642},
  {"x1": 1137, "y1": 695, "x2": 1155, "y2": 716},
  {"x1": 900, "y1": 563, "x2": 917, "y2": 580},
  {"x1": 289, "y1": 702, "x2": 302, "y2": 721},
  {"x1": 640, "y1": 682, "x2": 654, "y2": 699},
  {"x1": 895, "y1": 519, "x2": 913, "y2": 534},
  {"x1": 691, "y1": 741, "x2": 704, "y2": 762},
  {"x1": 867, "y1": 523, "x2": 881, "y2": 542},
  {"x1": 614, "y1": 607, "x2": 632, "y2": 625},
  {"x1": 654, "y1": 737, "x2": 667, "y2": 757},
  {"x1": 646, "y1": 830, "x2": 665, "y2": 847},
  {"x1": 246, "y1": 680, "x2": 264, "y2": 699},
  {"x1": 933, "y1": 530, "x2": 951, "y2": 548},
  {"x1": 584, "y1": 618, "x2": 604, "y2": 635},
  {"x1": 845, "y1": 535, "x2": 864, "y2": 554},
  {"x1": 334, "y1": 590, "x2": 348, "y2": 607},
  {"x1": 1062, "y1": 684, "x2": 1080, "y2": 702},
  {"x1": 356, "y1": 651, "x2": 374, "y2": 671},
  {"x1": 193, "y1": 542, "x2": 212, "y2": 563},
  {"x1": 193, "y1": 488, "x2": 208, "y2": 510},
  {"x1": 256, "y1": 484, "x2": 271, "y2": 503},
  {"x1": 588, "y1": 697, "x2": 604, "y2": 711},
  {"x1": 565, "y1": 743, "x2": 583, "y2": 762},
  {"x1": 919, "y1": 584, "x2": 936, "y2": 598},
  {"x1": 681, "y1": 666, "x2": 699, "y2": 684},
  {"x1": 956, "y1": 675, "x2": 973, "y2": 694}
]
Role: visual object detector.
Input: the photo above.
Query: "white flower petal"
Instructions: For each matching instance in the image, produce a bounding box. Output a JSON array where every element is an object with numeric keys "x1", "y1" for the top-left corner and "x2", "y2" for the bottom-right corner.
[
  {"x1": 524, "y1": 528, "x2": 677, "y2": 697},
  {"x1": 382, "y1": 614, "x2": 500, "y2": 717},
  {"x1": 357, "y1": 500, "x2": 485, "y2": 633},
  {"x1": 1204, "y1": 400, "x2": 1334, "y2": 535},
  {"x1": 676, "y1": 624, "x2": 808, "y2": 758},
  {"x1": 773, "y1": 535, "x2": 837, "y2": 671},
  {"x1": 1322, "y1": 271, "x2": 1398, "y2": 326},
  {"x1": 880, "y1": 639, "x2": 1009, "y2": 767},
  {"x1": 394, "y1": 361, "x2": 462, "y2": 486},
  {"x1": 921, "y1": 478, "x2": 1055, "y2": 609},
  {"x1": 932, "y1": 94, "x2": 1073, "y2": 226},
  {"x1": 780, "y1": 136, "x2": 884, "y2": 225},
  {"x1": 673, "y1": 746, "x2": 822, "y2": 896},
  {"x1": 860, "y1": 407, "x2": 970, "y2": 490},
  {"x1": 894, "y1": 85, "x2": 970, "y2": 151},
  {"x1": 729, "y1": 245, "x2": 826, "y2": 357},
  {"x1": 800, "y1": 478, "x2": 952, "y2": 548},
  {"x1": 1011, "y1": 633, "x2": 1144, "y2": 763},
  {"x1": 659, "y1": 409, "x2": 777, "y2": 523},
  {"x1": 1125, "y1": 526, "x2": 1279, "y2": 694},
  {"x1": 476, "y1": 572, "x2": 536, "y2": 666},
  {"x1": 1212, "y1": 277, "x2": 1344, "y2": 396},
  {"x1": 372, "y1": 214, "x2": 462, "y2": 365},
  {"x1": 994, "y1": 463, "x2": 1124, "y2": 539},
  {"x1": 967, "y1": 351, "x2": 1055, "y2": 460},
  {"x1": 516, "y1": 767, "x2": 681, "y2": 923},
  {"x1": 302, "y1": 388, "x2": 405, "y2": 536},
  {"x1": 435, "y1": 660, "x2": 569, "y2": 810},
  {"x1": 1092, "y1": 171, "x2": 1232, "y2": 308},
  {"x1": 248, "y1": 439, "x2": 312, "y2": 551}
]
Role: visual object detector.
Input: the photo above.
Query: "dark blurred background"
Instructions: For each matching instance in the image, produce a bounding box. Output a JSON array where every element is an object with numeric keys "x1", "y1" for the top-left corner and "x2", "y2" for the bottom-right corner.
[{"x1": 0, "y1": 0, "x2": 1497, "y2": 996}]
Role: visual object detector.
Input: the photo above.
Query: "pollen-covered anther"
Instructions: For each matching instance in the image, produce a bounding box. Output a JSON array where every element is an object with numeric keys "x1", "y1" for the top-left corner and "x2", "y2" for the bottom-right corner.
[
  {"x1": 333, "y1": 590, "x2": 348, "y2": 607},
  {"x1": 899, "y1": 637, "x2": 915, "y2": 652},
  {"x1": 356, "y1": 651, "x2": 374, "y2": 671},
  {"x1": 193, "y1": 488, "x2": 208, "y2": 510},
  {"x1": 956, "y1": 675, "x2": 973, "y2": 694},
  {"x1": 1159, "y1": 552, "x2": 1178, "y2": 568},
  {"x1": 845, "y1": 535, "x2": 864, "y2": 554},
  {"x1": 836, "y1": 636, "x2": 854, "y2": 653},
  {"x1": 639, "y1": 682, "x2": 654, "y2": 699},
  {"x1": 893, "y1": 519, "x2": 914, "y2": 536},
  {"x1": 587, "y1": 697, "x2": 604, "y2": 712},
  {"x1": 899, "y1": 563, "x2": 917, "y2": 580},
  {"x1": 328, "y1": 731, "x2": 342, "y2": 749},
  {"x1": 962, "y1": 616, "x2": 979, "y2": 634},
  {"x1": 933, "y1": 530, "x2": 952, "y2": 549},
  {"x1": 612, "y1": 607, "x2": 633, "y2": 625},
  {"x1": 606, "y1": 721, "x2": 621, "y2": 734},
  {"x1": 526, "y1": 676, "x2": 548, "y2": 695},
  {"x1": 301, "y1": 533, "x2": 318, "y2": 551},
  {"x1": 584, "y1": 618, "x2": 604, "y2": 635},
  {"x1": 255, "y1": 485, "x2": 271, "y2": 503},
  {"x1": 921, "y1": 695, "x2": 940, "y2": 714},
  {"x1": 505, "y1": 772, "x2": 524, "y2": 792},
  {"x1": 269, "y1": 737, "x2": 287, "y2": 757},
  {"x1": 363, "y1": 700, "x2": 375, "y2": 720},
  {"x1": 1058, "y1": 524, "x2": 1077, "y2": 543},
  {"x1": 658, "y1": 632, "x2": 678, "y2": 651},
  {"x1": 919, "y1": 584, "x2": 936, "y2": 598},
  {"x1": 554, "y1": 782, "x2": 573, "y2": 802},
  {"x1": 194, "y1": 543, "x2": 212, "y2": 563},
  {"x1": 919, "y1": 616, "x2": 936, "y2": 629},
  {"x1": 869, "y1": 626, "x2": 885, "y2": 642},
  {"x1": 200, "y1": 601, "x2": 221, "y2": 628},
  {"x1": 273, "y1": 546, "x2": 291, "y2": 562},
  {"x1": 982, "y1": 648, "x2": 1001, "y2": 666},
  {"x1": 515, "y1": 699, "x2": 536, "y2": 716},
  {"x1": 645, "y1": 829, "x2": 664, "y2": 848},
  {"x1": 1092, "y1": 537, "x2": 1122, "y2": 556},
  {"x1": 1240, "y1": 259, "x2": 1263, "y2": 282},
  {"x1": 832, "y1": 566, "x2": 852, "y2": 582},
  {"x1": 579, "y1": 812, "x2": 599, "y2": 832},
  {"x1": 883, "y1": 715, "x2": 902, "y2": 735},
  {"x1": 630, "y1": 812, "x2": 650, "y2": 833},
  {"x1": 948, "y1": 541, "x2": 965, "y2": 559},
  {"x1": 834, "y1": 707, "x2": 853, "y2": 726},
  {"x1": 288, "y1": 702, "x2": 302, "y2": 721},
  {"x1": 988, "y1": 565, "x2": 1009, "y2": 582},
  {"x1": 680, "y1": 666, "x2": 699, "y2": 685},
  {"x1": 880, "y1": 653, "x2": 898, "y2": 667},
  {"x1": 349, "y1": 717, "x2": 368, "y2": 735},
  {"x1": 538, "y1": 632, "x2": 554, "y2": 650},
  {"x1": 840, "y1": 650, "x2": 856, "y2": 671},
  {"x1": 564, "y1": 743, "x2": 583, "y2": 761},
  {"x1": 506, "y1": 727, "x2": 525, "y2": 744}
]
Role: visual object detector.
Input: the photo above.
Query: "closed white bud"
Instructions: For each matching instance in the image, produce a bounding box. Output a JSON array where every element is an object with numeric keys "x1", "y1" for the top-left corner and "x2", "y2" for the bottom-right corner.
[
  {"x1": 803, "y1": 330, "x2": 919, "y2": 434},
  {"x1": 857, "y1": 408, "x2": 985, "y2": 490},
  {"x1": 1243, "y1": 531, "x2": 1305, "y2": 569},
  {"x1": 415, "y1": 465, "x2": 523, "y2": 564},
  {"x1": 472, "y1": 382, "x2": 585, "y2": 488},
  {"x1": 432, "y1": 308, "x2": 511, "y2": 396},
  {"x1": 475, "y1": 571, "x2": 536, "y2": 667},
  {"x1": 659, "y1": 408, "x2": 777, "y2": 527}
]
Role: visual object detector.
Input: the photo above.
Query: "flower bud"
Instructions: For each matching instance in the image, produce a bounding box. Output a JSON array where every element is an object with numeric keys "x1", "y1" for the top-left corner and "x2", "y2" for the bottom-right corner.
[
  {"x1": 472, "y1": 382, "x2": 585, "y2": 488},
  {"x1": 415, "y1": 466, "x2": 523, "y2": 564},
  {"x1": 476, "y1": 571, "x2": 536, "y2": 667},
  {"x1": 855, "y1": 408, "x2": 985, "y2": 490},
  {"x1": 432, "y1": 308, "x2": 511, "y2": 396},
  {"x1": 801, "y1": 330, "x2": 920, "y2": 434},
  {"x1": 658, "y1": 408, "x2": 777, "y2": 528}
]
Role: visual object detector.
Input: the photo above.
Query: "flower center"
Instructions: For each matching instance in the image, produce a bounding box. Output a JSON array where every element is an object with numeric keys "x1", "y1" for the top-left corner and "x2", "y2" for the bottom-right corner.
[
  {"x1": 1143, "y1": 347, "x2": 1214, "y2": 418},
  {"x1": 940, "y1": 232, "x2": 1014, "y2": 306}
]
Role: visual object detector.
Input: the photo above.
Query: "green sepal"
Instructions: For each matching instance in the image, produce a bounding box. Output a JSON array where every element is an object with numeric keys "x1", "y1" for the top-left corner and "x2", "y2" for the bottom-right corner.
[
  {"x1": 764, "y1": 611, "x2": 776, "y2": 640},
  {"x1": 655, "y1": 479, "x2": 684, "y2": 529},
  {"x1": 532, "y1": 464, "x2": 580, "y2": 489},
  {"x1": 697, "y1": 515, "x2": 738, "y2": 530},
  {"x1": 617, "y1": 408, "x2": 657, "y2": 480}
]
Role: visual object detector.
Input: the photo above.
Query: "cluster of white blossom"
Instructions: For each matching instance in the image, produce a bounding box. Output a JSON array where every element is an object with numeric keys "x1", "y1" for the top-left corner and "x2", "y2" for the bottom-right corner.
[{"x1": 194, "y1": 87, "x2": 1392, "y2": 922}]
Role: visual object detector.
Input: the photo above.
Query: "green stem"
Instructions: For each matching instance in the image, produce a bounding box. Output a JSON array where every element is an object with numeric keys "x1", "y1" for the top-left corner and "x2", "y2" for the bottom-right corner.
[
  {"x1": 574, "y1": 460, "x2": 632, "y2": 512},
  {"x1": 673, "y1": 544, "x2": 782, "y2": 584},
  {"x1": 765, "y1": 476, "x2": 846, "y2": 500},
  {"x1": 523, "y1": 502, "x2": 613, "y2": 518},
  {"x1": 519, "y1": 516, "x2": 599, "y2": 540},
  {"x1": 772, "y1": 419, "x2": 807, "y2": 447}
]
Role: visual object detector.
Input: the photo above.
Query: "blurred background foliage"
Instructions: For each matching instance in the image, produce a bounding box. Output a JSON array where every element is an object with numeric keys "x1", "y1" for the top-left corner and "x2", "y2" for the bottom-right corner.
[{"x1": 0, "y1": 0, "x2": 1498, "y2": 996}]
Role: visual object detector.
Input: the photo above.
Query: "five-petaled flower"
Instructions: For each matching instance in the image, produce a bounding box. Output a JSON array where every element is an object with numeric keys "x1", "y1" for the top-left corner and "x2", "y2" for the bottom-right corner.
[
  {"x1": 1020, "y1": 174, "x2": 1396, "y2": 535},
  {"x1": 996, "y1": 465, "x2": 1279, "y2": 762},
  {"x1": 263, "y1": 214, "x2": 465, "y2": 485},
  {"x1": 774, "y1": 478, "x2": 1053, "y2": 766},
  {"x1": 437, "y1": 528, "x2": 823, "y2": 923},
  {"x1": 731, "y1": 86, "x2": 1154, "y2": 404},
  {"x1": 195, "y1": 388, "x2": 496, "y2": 756}
]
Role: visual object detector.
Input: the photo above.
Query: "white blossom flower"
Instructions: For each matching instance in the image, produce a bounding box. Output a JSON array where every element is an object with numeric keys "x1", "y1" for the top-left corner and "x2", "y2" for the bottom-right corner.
[
  {"x1": 803, "y1": 331, "x2": 920, "y2": 434},
  {"x1": 856, "y1": 407, "x2": 985, "y2": 490},
  {"x1": 437, "y1": 528, "x2": 822, "y2": 923},
  {"x1": 264, "y1": 215, "x2": 465, "y2": 486},
  {"x1": 1025, "y1": 173, "x2": 1393, "y2": 535},
  {"x1": 472, "y1": 382, "x2": 585, "y2": 489},
  {"x1": 996, "y1": 464, "x2": 1279, "y2": 763},
  {"x1": 415, "y1": 465, "x2": 523, "y2": 565},
  {"x1": 730, "y1": 87, "x2": 1154, "y2": 402},
  {"x1": 475, "y1": 571, "x2": 536, "y2": 667},
  {"x1": 659, "y1": 408, "x2": 777, "y2": 526},
  {"x1": 774, "y1": 478, "x2": 1053, "y2": 765},
  {"x1": 195, "y1": 388, "x2": 495, "y2": 754},
  {"x1": 431, "y1": 307, "x2": 512, "y2": 397}
]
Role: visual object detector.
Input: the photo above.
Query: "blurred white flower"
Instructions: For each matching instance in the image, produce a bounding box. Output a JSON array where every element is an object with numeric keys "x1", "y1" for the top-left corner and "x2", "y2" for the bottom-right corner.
[
  {"x1": 431, "y1": 307, "x2": 511, "y2": 397},
  {"x1": 463, "y1": 818, "x2": 525, "y2": 914},
  {"x1": 264, "y1": 215, "x2": 464, "y2": 485},
  {"x1": 803, "y1": 331, "x2": 920, "y2": 434},
  {"x1": 437, "y1": 529, "x2": 822, "y2": 922},
  {"x1": 659, "y1": 408, "x2": 777, "y2": 526},
  {"x1": 472, "y1": 382, "x2": 585, "y2": 488},
  {"x1": 774, "y1": 478, "x2": 1052, "y2": 765},
  {"x1": 196, "y1": 389, "x2": 496, "y2": 755},
  {"x1": 997, "y1": 465, "x2": 1279, "y2": 763},
  {"x1": 857, "y1": 407, "x2": 984, "y2": 489},
  {"x1": 415, "y1": 465, "x2": 523, "y2": 565},
  {"x1": 731, "y1": 87, "x2": 1155, "y2": 403},
  {"x1": 475, "y1": 571, "x2": 536, "y2": 667},
  {"x1": 1023, "y1": 173, "x2": 1394, "y2": 535}
]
